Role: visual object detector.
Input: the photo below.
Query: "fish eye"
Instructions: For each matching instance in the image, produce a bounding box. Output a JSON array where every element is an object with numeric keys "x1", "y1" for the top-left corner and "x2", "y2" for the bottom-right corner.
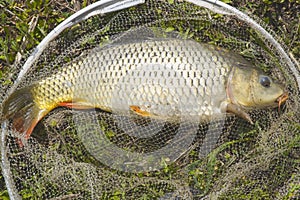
[{"x1": 259, "y1": 75, "x2": 272, "y2": 88}]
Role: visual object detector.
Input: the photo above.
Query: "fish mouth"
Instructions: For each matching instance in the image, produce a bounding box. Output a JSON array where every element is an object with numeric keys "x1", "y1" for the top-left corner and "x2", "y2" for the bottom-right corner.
[{"x1": 276, "y1": 92, "x2": 289, "y2": 111}]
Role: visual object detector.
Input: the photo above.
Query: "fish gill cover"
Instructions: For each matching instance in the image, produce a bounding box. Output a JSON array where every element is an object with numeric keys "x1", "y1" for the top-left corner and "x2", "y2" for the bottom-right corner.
[{"x1": 0, "y1": 0, "x2": 299, "y2": 199}]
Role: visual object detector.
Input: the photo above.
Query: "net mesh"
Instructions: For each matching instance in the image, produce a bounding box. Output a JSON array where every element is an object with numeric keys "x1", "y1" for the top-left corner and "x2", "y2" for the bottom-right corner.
[{"x1": 1, "y1": 0, "x2": 299, "y2": 199}]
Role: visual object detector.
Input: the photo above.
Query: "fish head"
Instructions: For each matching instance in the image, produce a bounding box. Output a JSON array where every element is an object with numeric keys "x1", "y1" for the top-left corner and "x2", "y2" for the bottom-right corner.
[{"x1": 228, "y1": 66, "x2": 288, "y2": 109}]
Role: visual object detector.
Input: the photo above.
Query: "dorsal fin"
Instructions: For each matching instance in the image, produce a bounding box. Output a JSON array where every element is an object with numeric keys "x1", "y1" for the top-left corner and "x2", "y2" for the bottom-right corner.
[{"x1": 104, "y1": 26, "x2": 183, "y2": 48}]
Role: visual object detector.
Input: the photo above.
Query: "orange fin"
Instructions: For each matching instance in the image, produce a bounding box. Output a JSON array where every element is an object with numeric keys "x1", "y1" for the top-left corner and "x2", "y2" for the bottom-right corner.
[
  {"x1": 2, "y1": 86, "x2": 51, "y2": 147},
  {"x1": 15, "y1": 109, "x2": 49, "y2": 147},
  {"x1": 226, "y1": 103, "x2": 254, "y2": 125},
  {"x1": 58, "y1": 102, "x2": 95, "y2": 109},
  {"x1": 129, "y1": 105, "x2": 152, "y2": 117}
]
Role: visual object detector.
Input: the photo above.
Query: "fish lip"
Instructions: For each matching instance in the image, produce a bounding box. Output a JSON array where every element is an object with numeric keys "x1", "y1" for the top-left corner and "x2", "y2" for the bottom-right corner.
[
  {"x1": 276, "y1": 92, "x2": 289, "y2": 110},
  {"x1": 276, "y1": 92, "x2": 289, "y2": 103}
]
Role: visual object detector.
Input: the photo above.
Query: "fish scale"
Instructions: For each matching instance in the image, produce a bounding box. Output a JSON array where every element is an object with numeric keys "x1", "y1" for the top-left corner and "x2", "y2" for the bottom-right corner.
[
  {"x1": 2, "y1": 36, "x2": 287, "y2": 144},
  {"x1": 49, "y1": 39, "x2": 231, "y2": 120}
]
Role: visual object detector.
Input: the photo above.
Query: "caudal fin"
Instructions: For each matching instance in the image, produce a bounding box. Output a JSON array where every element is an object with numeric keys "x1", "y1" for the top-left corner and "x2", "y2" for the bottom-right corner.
[{"x1": 2, "y1": 86, "x2": 49, "y2": 146}]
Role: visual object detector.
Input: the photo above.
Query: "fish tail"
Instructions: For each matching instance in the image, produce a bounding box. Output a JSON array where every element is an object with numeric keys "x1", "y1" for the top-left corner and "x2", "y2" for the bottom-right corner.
[{"x1": 2, "y1": 86, "x2": 49, "y2": 146}]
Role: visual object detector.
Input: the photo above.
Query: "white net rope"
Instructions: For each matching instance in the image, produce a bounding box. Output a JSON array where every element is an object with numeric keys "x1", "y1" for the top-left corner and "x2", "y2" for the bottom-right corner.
[{"x1": 1, "y1": 0, "x2": 299, "y2": 199}]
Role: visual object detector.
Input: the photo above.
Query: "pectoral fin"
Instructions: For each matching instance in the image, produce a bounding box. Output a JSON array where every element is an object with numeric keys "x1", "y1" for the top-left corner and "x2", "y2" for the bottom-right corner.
[
  {"x1": 129, "y1": 105, "x2": 152, "y2": 117},
  {"x1": 58, "y1": 102, "x2": 95, "y2": 109},
  {"x1": 226, "y1": 103, "x2": 254, "y2": 125}
]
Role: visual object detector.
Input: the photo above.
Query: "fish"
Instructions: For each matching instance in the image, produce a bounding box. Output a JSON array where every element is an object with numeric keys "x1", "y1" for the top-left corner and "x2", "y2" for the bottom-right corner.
[{"x1": 1, "y1": 35, "x2": 288, "y2": 145}]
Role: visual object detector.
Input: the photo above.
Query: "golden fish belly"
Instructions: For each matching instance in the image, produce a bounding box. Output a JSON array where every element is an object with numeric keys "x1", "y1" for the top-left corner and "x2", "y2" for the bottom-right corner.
[{"x1": 32, "y1": 38, "x2": 238, "y2": 120}]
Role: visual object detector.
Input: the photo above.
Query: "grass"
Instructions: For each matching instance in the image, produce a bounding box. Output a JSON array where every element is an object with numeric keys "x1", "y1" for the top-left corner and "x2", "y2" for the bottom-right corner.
[{"x1": 0, "y1": 0, "x2": 299, "y2": 199}]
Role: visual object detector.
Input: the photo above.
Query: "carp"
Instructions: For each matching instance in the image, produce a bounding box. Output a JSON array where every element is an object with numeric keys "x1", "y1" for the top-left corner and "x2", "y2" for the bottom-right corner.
[{"x1": 2, "y1": 36, "x2": 288, "y2": 145}]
